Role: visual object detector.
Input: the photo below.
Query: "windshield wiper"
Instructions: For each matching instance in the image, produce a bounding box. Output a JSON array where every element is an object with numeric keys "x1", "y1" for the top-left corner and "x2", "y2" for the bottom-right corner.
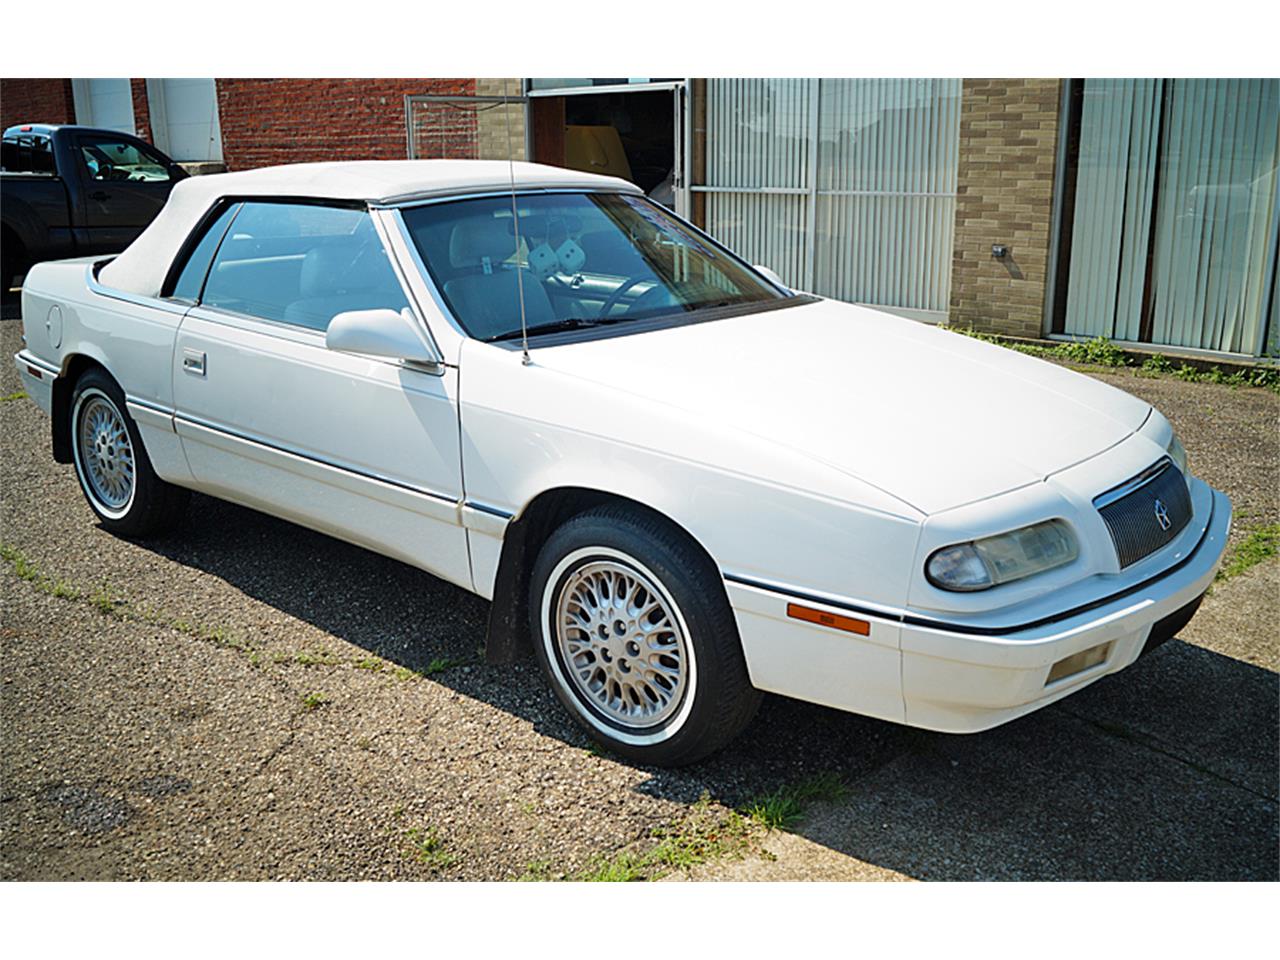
[{"x1": 485, "y1": 316, "x2": 624, "y2": 343}]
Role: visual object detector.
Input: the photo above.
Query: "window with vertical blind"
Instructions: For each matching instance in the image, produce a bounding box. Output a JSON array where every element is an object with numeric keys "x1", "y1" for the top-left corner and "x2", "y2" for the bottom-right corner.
[
  {"x1": 693, "y1": 78, "x2": 960, "y2": 322},
  {"x1": 1055, "y1": 79, "x2": 1279, "y2": 356}
]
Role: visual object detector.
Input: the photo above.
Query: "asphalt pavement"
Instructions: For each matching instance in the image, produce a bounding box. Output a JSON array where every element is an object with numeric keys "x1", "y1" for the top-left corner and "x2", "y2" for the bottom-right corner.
[{"x1": 2, "y1": 296, "x2": 1276, "y2": 880}]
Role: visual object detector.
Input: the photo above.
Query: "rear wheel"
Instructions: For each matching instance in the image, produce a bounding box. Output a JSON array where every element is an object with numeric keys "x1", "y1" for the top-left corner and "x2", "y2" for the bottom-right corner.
[
  {"x1": 530, "y1": 505, "x2": 761, "y2": 766},
  {"x1": 69, "y1": 368, "x2": 189, "y2": 537}
]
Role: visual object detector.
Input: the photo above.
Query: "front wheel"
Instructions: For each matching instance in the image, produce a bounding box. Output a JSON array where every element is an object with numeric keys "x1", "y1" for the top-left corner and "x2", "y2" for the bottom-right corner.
[
  {"x1": 529, "y1": 505, "x2": 761, "y2": 766},
  {"x1": 69, "y1": 368, "x2": 189, "y2": 538}
]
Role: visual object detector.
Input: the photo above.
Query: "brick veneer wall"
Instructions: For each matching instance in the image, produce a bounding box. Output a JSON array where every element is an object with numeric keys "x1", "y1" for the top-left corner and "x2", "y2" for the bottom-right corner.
[
  {"x1": 130, "y1": 79, "x2": 152, "y2": 143},
  {"x1": 0, "y1": 79, "x2": 76, "y2": 131},
  {"x1": 214, "y1": 78, "x2": 476, "y2": 170},
  {"x1": 949, "y1": 79, "x2": 1062, "y2": 337},
  {"x1": 474, "y1": 78, "x2": 526, "y2": 161}
]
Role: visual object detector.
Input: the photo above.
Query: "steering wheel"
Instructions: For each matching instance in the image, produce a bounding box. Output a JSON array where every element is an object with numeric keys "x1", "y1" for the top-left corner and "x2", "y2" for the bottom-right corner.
[{"x1": 595, "y1": 276, "x2": 651, "y2": 319}]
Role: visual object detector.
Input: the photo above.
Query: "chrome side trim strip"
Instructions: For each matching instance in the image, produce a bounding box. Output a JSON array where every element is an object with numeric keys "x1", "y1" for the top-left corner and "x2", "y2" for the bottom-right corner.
[
  {"x1": 462, "y1": 500, "x2": 514, "y2": 520},
  {"x1": 460, "y1": 501, "x2": 513, "y2": 538},
  {"x1": 16, "y1": 350, "x2": 60, "y2": 378},
  {"x1": 125, "y1": 397, "x2": 175, "y2": 433},
  {"x1": 172, "y1": 411, "x2": 458, "y2": 506}
]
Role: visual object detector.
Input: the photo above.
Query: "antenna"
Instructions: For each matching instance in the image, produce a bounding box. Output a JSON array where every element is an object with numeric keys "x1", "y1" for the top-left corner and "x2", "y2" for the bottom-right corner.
[{"x1": 503, "y1": 78, "x2": 531, "y2": 366}]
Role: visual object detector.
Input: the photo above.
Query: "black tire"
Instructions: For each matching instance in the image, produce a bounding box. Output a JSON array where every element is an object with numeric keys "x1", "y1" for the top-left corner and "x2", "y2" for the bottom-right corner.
[
  {"x1": 69, "y1": 367, "x2": 189, "y2": 538},
  {"x1": 529, "y1": 504, "x2": 761, "y2": 766}
]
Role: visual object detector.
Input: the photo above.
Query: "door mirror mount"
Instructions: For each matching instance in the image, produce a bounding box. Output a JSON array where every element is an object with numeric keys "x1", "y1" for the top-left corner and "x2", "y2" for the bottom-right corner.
[{"x1": 326, "y1": 308, "x2": 440, "y2": 367}]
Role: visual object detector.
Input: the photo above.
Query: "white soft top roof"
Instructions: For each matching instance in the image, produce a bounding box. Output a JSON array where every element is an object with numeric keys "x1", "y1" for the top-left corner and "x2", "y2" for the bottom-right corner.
[{"x1": 99, "y1": 159, "x2": 640, "y2": 297}]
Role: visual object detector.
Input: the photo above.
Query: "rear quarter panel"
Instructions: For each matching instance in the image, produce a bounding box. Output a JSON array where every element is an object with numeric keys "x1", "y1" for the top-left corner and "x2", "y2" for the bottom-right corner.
[{"x1": 21, "y1": 258, "x2": 191, "y2": 483}]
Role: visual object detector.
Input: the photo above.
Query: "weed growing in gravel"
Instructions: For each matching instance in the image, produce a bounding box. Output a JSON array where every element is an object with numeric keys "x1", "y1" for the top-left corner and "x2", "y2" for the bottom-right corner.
[
  {"x1": 0, "y1": 391, "x2": 26, "y2": 402},
  {"x1": 1, "y1": 543, "x2": 42, "y2": 582},
  {"x1": 518, "y1": 859, "x2": 557, "y2": 882},
  {"x1": 353, "y1": 656, "x2": 384, "y2": 672},
  {"x1": 49, "y1": 580, "x2": 80, "y2": 600},
  {"x1": 1217, "y1": 524, "x2": 1280, "y2": 582},
  {"x1": 294, "y1": 648, "x2": 340, "y2": 666},
  {"x1": 422, "y1": 656, "x2": 469, "y2": 675},
  {"x1": 392, "y1": 666, "x2": 419, "y2": 682},
  {"x1": 300, "y1": 692, "x2": 329, "y2": 711},
  {"x1": 89, "y1": 584, "x2": 125, "y2": 616},
  {"x1": 402, "y1": 826, "x2": 456, "y2": 870},
  {"x1": 740, "y1": 771, "x2": 847, "y2": 831},
  {"x1": 577, "y1": 793, "x2": 757, "y2": 882}
]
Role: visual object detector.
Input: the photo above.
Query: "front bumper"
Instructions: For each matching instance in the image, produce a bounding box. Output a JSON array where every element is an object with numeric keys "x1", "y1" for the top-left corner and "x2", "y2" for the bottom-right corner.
[
  {"x1": 898, "y1": 487, "x2": 1231, "y2": 732},
  {"x1": 725, "y1": 486, "x2": 1231, "y2": 734}
]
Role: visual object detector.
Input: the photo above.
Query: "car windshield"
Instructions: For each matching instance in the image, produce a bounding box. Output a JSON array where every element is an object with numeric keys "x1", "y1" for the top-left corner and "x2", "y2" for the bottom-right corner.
[{"x1": 400, "y1": 192, "x2": 788, "y2": 342}]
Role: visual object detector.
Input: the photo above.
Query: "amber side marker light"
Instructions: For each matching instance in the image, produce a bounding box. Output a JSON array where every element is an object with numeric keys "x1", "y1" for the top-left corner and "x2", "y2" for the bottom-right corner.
[{"x1": 786, "y1": 603, "x2": 871, "y2": 636}]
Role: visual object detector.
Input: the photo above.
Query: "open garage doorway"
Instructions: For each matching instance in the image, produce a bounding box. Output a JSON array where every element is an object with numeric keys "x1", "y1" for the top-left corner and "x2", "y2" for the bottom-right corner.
[{"x1": 527, "y1": 80, "x2": 686, "y2": 215}]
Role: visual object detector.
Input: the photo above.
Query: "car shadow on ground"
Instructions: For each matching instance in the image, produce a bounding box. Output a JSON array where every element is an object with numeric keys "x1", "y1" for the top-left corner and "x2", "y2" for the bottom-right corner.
[{"x1": 131, "y1": 487, "x2": 1280, "y2": 881}]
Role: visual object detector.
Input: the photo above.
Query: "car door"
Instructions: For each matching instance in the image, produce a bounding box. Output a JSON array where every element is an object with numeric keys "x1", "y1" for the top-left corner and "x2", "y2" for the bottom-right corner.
[
  {"x1": 170, "y1": 199, "x2": 472, "y2": 591},
  {"x1": 72, "y1": 131, "x2": 177, "y2": 252}
]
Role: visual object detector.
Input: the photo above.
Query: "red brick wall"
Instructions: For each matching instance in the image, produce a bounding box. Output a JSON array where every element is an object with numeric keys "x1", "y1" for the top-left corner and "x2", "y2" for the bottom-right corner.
[
  {"x1": 130, "y1": 79, "x2": 152, "y2": 143},
  {"x1": 1, "y1": 78, "x2": 76, "y2": 131},
  {"x1": 214, "y1": 78, "x2": 476, "y2": 170}
]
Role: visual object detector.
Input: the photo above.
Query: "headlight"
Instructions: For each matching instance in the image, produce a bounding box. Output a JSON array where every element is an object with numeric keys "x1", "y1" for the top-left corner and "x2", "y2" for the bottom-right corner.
[
  {"x1": 1167, "y1": 435, "x2": 1188, "y2": 476},
  {"x1": 926, "y1": 519, "x2": 1079, "y2": 592}
]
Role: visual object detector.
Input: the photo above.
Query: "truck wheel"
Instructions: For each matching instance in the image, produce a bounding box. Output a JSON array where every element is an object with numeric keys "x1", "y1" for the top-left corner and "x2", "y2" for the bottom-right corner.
[
  {"x1": 529, "y1": 504, "x2": 761, "y2": 766},
  {"x1": 69, "y1": 368, "x2": 189, "y2": 537}
]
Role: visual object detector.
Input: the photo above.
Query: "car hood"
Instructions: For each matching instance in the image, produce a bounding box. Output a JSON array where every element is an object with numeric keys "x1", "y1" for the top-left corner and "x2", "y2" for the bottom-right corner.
[{"x1": 530, "y1": 298, "x2": 1152, "y2": 514}]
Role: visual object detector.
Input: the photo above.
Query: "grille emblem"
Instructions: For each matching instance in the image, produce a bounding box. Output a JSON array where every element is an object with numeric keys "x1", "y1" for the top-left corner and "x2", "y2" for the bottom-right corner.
[{"x1": 1153, "y1": 498, "x2": 1171, "y2": 531}]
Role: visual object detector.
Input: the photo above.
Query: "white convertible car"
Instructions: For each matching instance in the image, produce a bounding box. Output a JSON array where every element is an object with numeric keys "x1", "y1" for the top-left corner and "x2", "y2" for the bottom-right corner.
[{"x1": 14, "y1": 160, "x2": 1231, "y2": 765}]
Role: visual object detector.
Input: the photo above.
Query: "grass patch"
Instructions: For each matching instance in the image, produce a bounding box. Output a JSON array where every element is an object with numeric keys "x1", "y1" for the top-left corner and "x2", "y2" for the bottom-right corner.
[
  {"x1": 943, "y1": 328, "x2": 1280, "y2": 393},
  {"x1": 353, "y1": 656, "x2": 384, "y2": 672},
  {"x1": 740, "y1": 772, "x2": 847, "y2": 831},
  {"x1": 577, "y1": 793, "x2": 757, "y2": 882},
  {"x1": 518, "y1": 859, "x2": 556, "y2": 882},
  {"x1": 1, "y1": 543, "x2": 42, "y2": 582},
  {"x1": 422, "y1": 656, "x2": 468, "y2": 676},
  {"x1": 49, "y1": 580, "x2": 81, "y2": 600},
  {"x1": 1217, "y1": 524, "x2": 1280, "y2": 582},
  {"x1": 293, "y1": 648, "x2": 340, "y2": 667},
  {"x1": 89, "y1": 583, "x2": 126, "y2": 616},
  {"x1": 0, "y1": 391, "x2": 26, "y2": 402},
  {"x1": 392, "y1": 666, "x2": 420, "y2": 682},
  {"x1": 300, "y1": 692, "x2": 329, "y2": 712},
  {"x1": 401, "y1": 826, "x2": 456, "y2": 870}
]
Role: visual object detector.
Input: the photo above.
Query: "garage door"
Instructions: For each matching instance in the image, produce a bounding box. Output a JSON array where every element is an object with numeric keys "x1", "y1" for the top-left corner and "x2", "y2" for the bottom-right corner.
[
  {"x1": 72, "y1": 79, "x2": 136, "y2": 134},
  {"x1": 147, "y1": 79, "x2": 223, "y2": 163}
]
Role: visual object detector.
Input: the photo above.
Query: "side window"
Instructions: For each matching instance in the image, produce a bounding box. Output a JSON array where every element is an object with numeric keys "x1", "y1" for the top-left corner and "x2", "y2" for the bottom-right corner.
[
  {"x1": 200, "y1": 202, "x2": 411, "y2": 332},
  {"x1": 30, "y1": 136, "x2": 54, "y2": 174},
  {"x1": 168, "y1": 203, "x2": 240, "y2": 302},
  {"x1": 1, "y1": 137, "x2": 26, "y2": 172},
  {"x1": 2, "y1": 135, "x2": 54, "y2": 174},
  {"x1": 76, "y1": 135, "x2": 172, "y2": 182}
]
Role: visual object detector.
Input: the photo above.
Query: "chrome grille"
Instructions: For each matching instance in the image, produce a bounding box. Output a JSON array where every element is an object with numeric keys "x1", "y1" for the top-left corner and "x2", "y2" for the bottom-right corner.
[{"x1": 1094, "y1": 459, "x2": 1192, "y2": 569}]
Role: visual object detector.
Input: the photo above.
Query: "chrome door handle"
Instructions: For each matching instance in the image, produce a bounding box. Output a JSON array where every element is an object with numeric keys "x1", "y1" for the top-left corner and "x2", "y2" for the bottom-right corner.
[{"x1": 182, "y1": 349, "x2": 206, "y2": 377}]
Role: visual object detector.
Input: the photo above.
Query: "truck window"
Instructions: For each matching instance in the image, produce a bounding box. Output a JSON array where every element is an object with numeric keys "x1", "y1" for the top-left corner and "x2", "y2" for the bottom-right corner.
[
  {"x1": 76, "y1": 134, "x2": 172, "y2": 183},
  {"x1": 1, "y1": 135, "x2": 53, "y2": 175}
]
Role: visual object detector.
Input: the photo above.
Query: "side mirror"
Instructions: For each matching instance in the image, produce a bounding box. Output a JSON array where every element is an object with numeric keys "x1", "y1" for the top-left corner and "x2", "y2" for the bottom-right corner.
[
  {"x1": 753, "y1": 265, "x2": 789, "y2": 291},
  {"x1": 326, "y1": 308, "x2": 439, "y2": 366}
]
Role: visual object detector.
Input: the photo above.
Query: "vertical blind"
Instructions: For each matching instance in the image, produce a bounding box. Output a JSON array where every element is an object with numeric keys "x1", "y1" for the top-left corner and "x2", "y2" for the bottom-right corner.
[
  {"x1": 697, "y1": 78, "x2": 960, "y2": 319},
  {"x1": 1064, "y1": 79, "x2": 1279, "y2": 355}
]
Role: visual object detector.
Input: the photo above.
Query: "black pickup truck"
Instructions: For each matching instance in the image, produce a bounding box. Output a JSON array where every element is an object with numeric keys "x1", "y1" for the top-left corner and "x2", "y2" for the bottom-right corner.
[{"x1": 1, "y1": 123, "x2": 188, "y2": 287}]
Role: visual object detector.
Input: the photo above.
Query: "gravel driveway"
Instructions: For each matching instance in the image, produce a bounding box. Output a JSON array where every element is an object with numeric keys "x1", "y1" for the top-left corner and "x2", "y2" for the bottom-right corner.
[{"x1": 2, "y1": 299, "x2": 1276, "y2": 881}]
